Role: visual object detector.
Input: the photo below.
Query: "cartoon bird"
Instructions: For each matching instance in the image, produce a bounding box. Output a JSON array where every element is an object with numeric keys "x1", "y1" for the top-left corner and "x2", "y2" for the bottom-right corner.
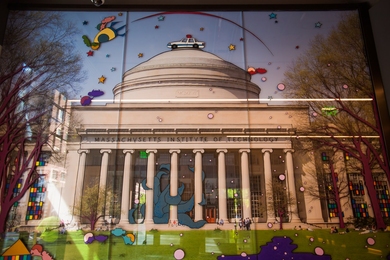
[{"x1": 82, "y1": 16, "x2": 126, "y2": 50}]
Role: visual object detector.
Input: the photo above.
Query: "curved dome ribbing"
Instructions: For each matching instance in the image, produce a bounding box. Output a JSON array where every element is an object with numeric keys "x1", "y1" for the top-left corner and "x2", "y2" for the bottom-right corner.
[{"x1": 113, "y1": 49, "x2": 261, "y2": 101}]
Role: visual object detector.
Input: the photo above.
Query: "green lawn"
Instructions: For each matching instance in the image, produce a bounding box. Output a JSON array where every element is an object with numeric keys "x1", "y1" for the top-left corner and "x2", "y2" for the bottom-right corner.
[{"x1": 2, "y1": 228, "x2": 390, "y2": 259}]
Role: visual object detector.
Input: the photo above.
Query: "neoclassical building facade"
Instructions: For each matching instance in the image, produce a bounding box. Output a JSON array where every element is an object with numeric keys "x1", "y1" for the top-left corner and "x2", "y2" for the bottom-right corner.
[
  {"x1": 18, "y1": 48, "x2": 385, "y2": 230},
  {"x1": 60, "y1": 48, "x2": 329, "y2": 229}
]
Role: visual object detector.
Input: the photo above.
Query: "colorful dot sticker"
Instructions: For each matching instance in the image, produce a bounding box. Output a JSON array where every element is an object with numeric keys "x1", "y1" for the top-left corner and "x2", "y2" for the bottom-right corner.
[
  {"x1": 174, "y1": 249, "x2": 185, "y2": 260},
  {"x1": 277, "y1": 83, "x2": 286, "y2": 91}
]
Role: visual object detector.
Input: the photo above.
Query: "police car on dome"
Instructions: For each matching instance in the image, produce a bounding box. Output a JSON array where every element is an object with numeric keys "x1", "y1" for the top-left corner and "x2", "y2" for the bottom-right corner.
[{"x1": 167, "y1": 35, "x2": 205, "y2": 49}]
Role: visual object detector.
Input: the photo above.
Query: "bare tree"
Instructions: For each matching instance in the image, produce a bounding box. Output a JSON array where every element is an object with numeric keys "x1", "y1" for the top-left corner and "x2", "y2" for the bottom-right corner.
[
  {"x1": 267, "y1": 177, "x2": 296, "y2": 230},
  {"x1": 0, "y1": 11, "x2": 84, "y2": 234},
  {"x1": 300, "y1": 148, "x2": 350, "y2": 227},
  {"x1": 283, "y1": 13, "x2": 389, "y2": 229},
  {"x1": 71, "y1": 185, "x2": 116, "y2": 231}
]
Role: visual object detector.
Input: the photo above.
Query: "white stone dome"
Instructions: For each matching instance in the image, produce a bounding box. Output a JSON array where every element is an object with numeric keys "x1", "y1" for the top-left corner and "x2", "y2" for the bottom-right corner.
[{"x1": 113, "y1": 49, "x2": 260, "y2": 101}]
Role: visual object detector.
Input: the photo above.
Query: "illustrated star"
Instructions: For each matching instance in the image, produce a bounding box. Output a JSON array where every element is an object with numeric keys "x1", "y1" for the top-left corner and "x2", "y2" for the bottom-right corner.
[
  {"x1": 275, "y1": 20, "x2": 278, "y2": 24},
  {"x1": 86, "y1": 50, "x2": 94, "y2": 56},
  {"x1": 111, "y1": 67, "x2": 116, "y2": 72},
  {"x1": 83, "y1": 21, "x2": 88, "y2": 25},
  {"x1": 138, "y1": 53, "x2": 144, "y2": 58},
  {"x1": 239, "y1": 37, "x2": 244, "y2": 41},
  {"x1": 155, "y1": 25, "x2": 159, "y2": 29},
  {"x1": 269, "y1": 13, "x2": 277, "y2": 19},
  {"x1": 118, "y1": 12, "x2": 123, "y2": 16},
  {"x1": 228, "y1": 44, "x2": 236, "y2": 51},
  {"x1": 295, "y1": 45, "x2": 300, "y2": 49},
  {"x1": 158, "y1": 15, "x2": 165, "y2": 21},
  {"x1": 98, "y1": 75, "x2": 106, "y2": 84},
  {"x1": 200, "y1": 27, "x2": 204, "y2": 31},
  {"x1": 106, "y1": 54, "x2": 110, "y2": 58},
  {"x1": 315, "y1": 22, "x2": 322, "y2": 28}
]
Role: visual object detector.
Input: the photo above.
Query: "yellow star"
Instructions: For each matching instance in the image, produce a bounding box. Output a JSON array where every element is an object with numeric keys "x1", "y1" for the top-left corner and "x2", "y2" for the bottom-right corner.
[
  {"x1": 98, "y1": 75, "x2": 106, "y2": 84},
  {"x1": 138, "y1": 53, "x2": 143, "y2": 58},
  {"x1": 228, "y1": 44, "x2": 236, "y2": 51}
]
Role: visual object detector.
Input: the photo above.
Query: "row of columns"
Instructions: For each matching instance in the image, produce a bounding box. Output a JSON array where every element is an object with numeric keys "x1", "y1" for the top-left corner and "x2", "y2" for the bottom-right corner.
[{"x1": 75, "y1": 148, "x2": 298, "y2": 226}]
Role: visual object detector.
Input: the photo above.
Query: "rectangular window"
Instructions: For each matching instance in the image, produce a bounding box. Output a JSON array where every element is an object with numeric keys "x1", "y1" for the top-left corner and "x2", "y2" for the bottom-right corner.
[{"x1": 226, "y1": 151, "x2": 242, "y2": 220}]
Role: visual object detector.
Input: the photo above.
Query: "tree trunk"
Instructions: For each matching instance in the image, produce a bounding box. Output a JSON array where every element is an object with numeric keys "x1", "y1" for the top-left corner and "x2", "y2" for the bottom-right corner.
[
  {"x1": 91, "y1": 221, "x2": 95, "y2": 231},
  {"x1": 279, "y1": 210, "x2": 284, "y2": 230},
  {"x1": 362, "y1": 161, "x2": 386, "y2": 229},
  {"x1": 0, "y1": 201, "x2": 13, "y2": 234}
]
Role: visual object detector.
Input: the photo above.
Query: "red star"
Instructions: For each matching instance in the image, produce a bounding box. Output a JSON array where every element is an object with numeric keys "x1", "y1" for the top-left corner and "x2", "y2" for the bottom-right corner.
[
  {"x1": 87, "y1": 50, "x2": 94, "y2": 56},
  {"x1": 240, "y1": 38, "x2": 244, "y2": 41},
  {"x1": 295, "y1": 45, "x2": 300, "y2": 49},
  {"x1": 155, "y1": 25, "x2": 159, "y2": 29}
]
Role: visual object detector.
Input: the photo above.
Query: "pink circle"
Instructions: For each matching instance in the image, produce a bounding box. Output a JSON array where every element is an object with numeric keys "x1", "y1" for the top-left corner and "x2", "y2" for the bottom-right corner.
[
  {"x1": 277, "y1": 83, "x2": 286, "y2": 91},
  {"x1": 174, "y1": 249, "x2": 185, "y2": 260},
  {"x1": 314, "y1": 247, "x2": 324, "y2": 256},
  {"x1": 241, "y1": 252, "x2": 247, "y2": 257},
  {"x1": 367, "y1": 237, "x2": 375, "y2": 245}
]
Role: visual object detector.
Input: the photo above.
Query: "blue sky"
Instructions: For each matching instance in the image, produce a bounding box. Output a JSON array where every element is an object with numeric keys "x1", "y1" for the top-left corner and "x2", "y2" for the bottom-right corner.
[{"x1": 64, "y1": 10, "x2": 356, "y2": 104}]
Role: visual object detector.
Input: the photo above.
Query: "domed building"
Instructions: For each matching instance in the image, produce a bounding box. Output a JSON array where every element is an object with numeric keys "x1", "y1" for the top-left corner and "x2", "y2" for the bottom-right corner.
[
  {"x1": 113, "y1": 49, "x2": 260, "y2": 101},
  {"x1": 56, "y1": 48, "x2": 328, "y2": 230}
]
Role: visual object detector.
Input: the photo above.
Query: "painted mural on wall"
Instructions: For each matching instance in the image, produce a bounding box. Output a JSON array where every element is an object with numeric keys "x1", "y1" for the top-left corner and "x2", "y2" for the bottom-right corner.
[
  {"x1": 128, "y1": 164, "x2": 207, "y2": 228},
  {"x1": 1, "y1": 7, "x2": 390, "y2": 260},
  {"x1": 82, "y1": 16, "x2": 126, "y2": 51},
  {"x1": 0, "y1": 240, "x2": 54, "y2": 260},
  {"x1": 217, "y1": 236, "x2": 331, "y2": 260}
]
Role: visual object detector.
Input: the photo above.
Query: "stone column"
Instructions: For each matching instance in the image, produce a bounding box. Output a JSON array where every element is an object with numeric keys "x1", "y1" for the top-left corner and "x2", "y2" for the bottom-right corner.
[
  {"x1": 169, "y1": 149, "x2": 180, "y2": 226},
  {"x1": 73, "y1": 150, "x2": 89, "y2": 224},
  {"x1": 217, "y1": 149, "x2": 228, "y2": 223},
  {"x1": 119, "y1": 150, "x2": 134, "y2": 226},
  {"x1": 193, "y1": 149, "x2": 204, "y2": 222},
  {"x1": 99, "y1": 150, "x2": 111, "y2": 189},
  {"x1": 145, "y1": 150, "x2": 157, "y2": 224},
  {"x1": 99, "y1": 149, "x2": 111, "y2": 221},
  {"x1": 262, "y1": 149, "x2": 273, "y2": 223},
  {"x1": 240, "y1": 149, "x2": 251, "y2": 219},
  {"x1": 75, "y1": 150, "x2": 89, "y2": 201},
  {"x1": 284, "y1": 149, "x2": 300, "y2": 223}
]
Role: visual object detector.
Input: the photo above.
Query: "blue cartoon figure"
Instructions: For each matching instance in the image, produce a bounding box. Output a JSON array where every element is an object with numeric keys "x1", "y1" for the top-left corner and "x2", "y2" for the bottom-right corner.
[
  {"x1": 82, "y1": 16, "x2": 126, "y2": 50},
  {"x1": 128, "y1": 164, "x2": 207, "y2": 229}
]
